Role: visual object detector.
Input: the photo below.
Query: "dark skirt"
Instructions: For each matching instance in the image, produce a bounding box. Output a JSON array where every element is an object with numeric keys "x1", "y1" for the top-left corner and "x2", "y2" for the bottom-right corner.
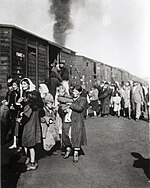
[
  {"x1": 90, "y1": 100, "x2": 99, "y2": 112},
  {"x1": 22, "y1": 111, "x2": 41, "y2": 147}
]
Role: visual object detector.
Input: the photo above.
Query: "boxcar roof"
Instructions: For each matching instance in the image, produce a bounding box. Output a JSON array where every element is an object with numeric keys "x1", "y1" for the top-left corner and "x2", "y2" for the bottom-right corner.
[{"x1": 0, "y1": 24, "x2": 76, "y2": 53}]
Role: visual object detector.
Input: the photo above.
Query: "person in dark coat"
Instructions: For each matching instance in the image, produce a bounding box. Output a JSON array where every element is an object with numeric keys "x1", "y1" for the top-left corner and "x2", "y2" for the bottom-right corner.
[
  {"x1": 99, "y1": 82, "x2": 112, "y2": 117},
  {"x1": 62, "y1": 85, "x2": 87, "y2": 163},
  {"x1": 18, "y1": 78, "x2": 44, "y2": 171},
  {"x1": 8, "y1": 79, "x2": 20, "y2": 149},
  {"x1": 46, "y1": 70, "x2": 62, "y2": 100},
  {"x1": 81, "y1": 84, "x2": 89, "y2": 119},
  {"x1": 1, "y1": 79, "x2": 13, "y2": 144}
]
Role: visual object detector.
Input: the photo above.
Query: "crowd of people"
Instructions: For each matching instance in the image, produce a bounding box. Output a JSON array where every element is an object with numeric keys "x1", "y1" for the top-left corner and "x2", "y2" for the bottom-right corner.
[
  {"x1": 87, "y1": 80, "x2": 149, "y2": 121},
  {"x1": 1, "y1": 60, "x2": 149, "y2": 172}
]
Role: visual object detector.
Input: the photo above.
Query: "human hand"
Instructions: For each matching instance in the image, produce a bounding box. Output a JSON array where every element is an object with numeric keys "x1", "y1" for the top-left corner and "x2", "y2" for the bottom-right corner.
[{"x1": 18, "y1": 97, "x2": 24, "y2": 103}]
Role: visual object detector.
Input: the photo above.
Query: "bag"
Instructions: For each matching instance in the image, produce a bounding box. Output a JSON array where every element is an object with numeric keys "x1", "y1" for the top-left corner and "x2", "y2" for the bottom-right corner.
[
  {"x1": 43, "y1": 127, "x2": 55, "y2": 151},
  {"x1": 0, "y1": 104, "x2": 9, "y2": 123}
]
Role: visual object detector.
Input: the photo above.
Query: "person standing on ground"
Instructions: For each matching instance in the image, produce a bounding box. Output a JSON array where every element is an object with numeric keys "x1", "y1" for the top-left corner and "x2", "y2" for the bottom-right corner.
[
  {"x1": 99, "y1": 82, "x2": 112, "y2": 117},
  {"x1": 89, "y1": 85, "x2": 99, "y2": 117},
  {"x1": 131, "y1": 82, "x2": 144, "y2": 121},
  {"x1": 62, "y1": 85, "x2": 87, "y2": 163},
  {"x1": 81, "y1": 84, "x2": 90, "y2": 119},
  {"x1": 8, "y1": 79, "x2": 20, "y2": 149},
  {"x1": 18, "y1": 78, "x2": 44, "y2": 170}
]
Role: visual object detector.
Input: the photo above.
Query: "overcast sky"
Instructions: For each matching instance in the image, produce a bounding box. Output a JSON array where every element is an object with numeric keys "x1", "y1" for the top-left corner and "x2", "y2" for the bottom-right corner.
[{"x1": 0, "y1": 0, "x2": 150, "y2": 79}]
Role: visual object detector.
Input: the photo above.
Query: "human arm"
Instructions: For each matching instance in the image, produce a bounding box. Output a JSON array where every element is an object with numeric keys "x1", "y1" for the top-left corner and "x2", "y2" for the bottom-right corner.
[{"x1": 70, "y1": 97, "x2": 86, "y2": 113}]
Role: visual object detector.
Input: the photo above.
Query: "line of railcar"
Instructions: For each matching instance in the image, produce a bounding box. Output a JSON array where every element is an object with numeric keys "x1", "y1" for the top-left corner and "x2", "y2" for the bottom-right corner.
[{"x1": 0, "y1": 24, "x2": 146, "y2": 100}]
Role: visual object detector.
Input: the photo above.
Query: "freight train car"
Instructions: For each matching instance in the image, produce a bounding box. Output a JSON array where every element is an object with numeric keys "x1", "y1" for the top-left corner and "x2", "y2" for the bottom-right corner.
[
  {"x1": 0, "y1": 24, "x2": 146, "y2": 101},
  {"x1": 0, "y1": 24, "x2": 65, "y2": 100},
  {"x1": 71, "y1": 55, "x2": 147, "y2": 88}
]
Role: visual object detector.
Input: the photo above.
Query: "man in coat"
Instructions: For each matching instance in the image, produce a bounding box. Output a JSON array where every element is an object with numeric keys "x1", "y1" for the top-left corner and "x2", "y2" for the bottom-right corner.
[
  {"x1": 131, "y1": 82, "x2": 144, "y2": 121},
  {"x1": 99, "y1": 82, "x2": 112, "y2": 117}
]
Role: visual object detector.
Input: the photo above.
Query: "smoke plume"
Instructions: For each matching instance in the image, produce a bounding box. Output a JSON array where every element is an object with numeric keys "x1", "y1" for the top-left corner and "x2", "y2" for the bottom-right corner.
[{"x1": 49, "y1": 0, "x2": 73, "y2": 46}]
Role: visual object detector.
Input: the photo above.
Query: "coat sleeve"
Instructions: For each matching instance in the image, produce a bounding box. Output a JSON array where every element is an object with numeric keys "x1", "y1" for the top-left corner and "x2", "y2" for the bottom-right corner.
[
  {"x1": 139, "y1": 86, "x2": 144, "y2": 102},
  {"x1": 70, "y1": 97, "x2": 86, "y2": 112},
  {"x1": 58, "y1": 96, "x2": 73, "y2": 103},
  {"x1": 99, "y1": 88, "x2": 112, "y2": 99}
]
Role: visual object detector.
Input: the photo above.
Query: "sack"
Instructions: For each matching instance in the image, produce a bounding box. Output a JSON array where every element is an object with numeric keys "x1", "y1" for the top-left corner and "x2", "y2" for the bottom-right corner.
[
  {"x1": 49, "y1": 122, "x2": 59, "y2": 141},
  {"x1": 41, "y1": 122, "x2": 48, "y2": 138},
  {"x1": 43, "y1": 127, "x2": 55, "y2": 151},
  {"x1": 0, "y1": 104, "x2": 9, "y2": 123}
]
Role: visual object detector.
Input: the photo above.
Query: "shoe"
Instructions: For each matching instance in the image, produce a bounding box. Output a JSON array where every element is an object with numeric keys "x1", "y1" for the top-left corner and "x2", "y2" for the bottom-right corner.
[
  {"x1": 73, "y1": 152, "x2": 79, "y2": 163},
  {"x1": 16, "y1": 147, "x2": 22, "y2": 153},
  {"x1": 53, "y1": 151, "x2": 58, "y2": 155},
  {"x1": 61, "y1": 151, "x2": 65, "y2": 156},
  {"x1": 63, "y1": 148, "x2": 71, "y2": 159},
  {"x1": 25, "y1": 157, "x2": 30, "y2": 166},
  {"x1": 26, "y1": 162, "x2": 38, "y2": 171},
  {"x1": 135, "y1": 118, "x2": 139, "y2": 122},
  {"x1": 9, "y1": 144, "x2": 17, "y2": 149}
]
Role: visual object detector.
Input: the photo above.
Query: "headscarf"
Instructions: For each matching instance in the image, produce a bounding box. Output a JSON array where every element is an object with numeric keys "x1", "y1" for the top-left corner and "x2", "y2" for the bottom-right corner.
[
  {"x1": 39, "y1": 84, "x2": 49, "y2": 95},
  {"x1": 39, "y1": 84, "x2": 54, "y2": 103},
  {"x1": 44, "y1": 93, "x2": 54, "y2": 103},
  {"x1": 20, "y1": 78, "x2": 36, "y2": 97}
]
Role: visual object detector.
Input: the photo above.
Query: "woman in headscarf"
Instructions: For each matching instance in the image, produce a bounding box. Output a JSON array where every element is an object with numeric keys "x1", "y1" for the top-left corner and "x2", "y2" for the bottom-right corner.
[
  {"x1": 62, "y1": 85, "x2": 87, "y2": 163},
  {"x1": 18, "y1": 78, "x2": 43, "y2": 171}
]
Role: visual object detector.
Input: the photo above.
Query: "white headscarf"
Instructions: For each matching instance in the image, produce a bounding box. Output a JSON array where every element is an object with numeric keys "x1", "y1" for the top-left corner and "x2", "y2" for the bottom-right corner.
[
  {"x1": 20, "y1": 78, "x2": 36, "y2": 97},
  {"x1": 39, "y1": 84, "x2": 49, "y2": 94}
]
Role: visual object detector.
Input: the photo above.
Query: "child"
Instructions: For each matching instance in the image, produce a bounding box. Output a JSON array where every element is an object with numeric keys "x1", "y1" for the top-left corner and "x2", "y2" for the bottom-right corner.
[
  {"x1": 56, "y1": 85, "x2": 73, "y2": 123},
  {"x1": 112, "y1": 92, "x2": 121, "y2": 117},
  {"x1": 41, "y1": 93, "x2": 59, "y2": 153}
]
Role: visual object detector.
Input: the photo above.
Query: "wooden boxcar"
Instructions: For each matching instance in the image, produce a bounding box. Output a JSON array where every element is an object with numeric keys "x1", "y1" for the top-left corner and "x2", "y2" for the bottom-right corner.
[
  {"x1": 0, "y1": 24, "x2": 64, "y2": 100},
  {"x1": 0, "y1": 24, "x2": 146, "y2": 100}
]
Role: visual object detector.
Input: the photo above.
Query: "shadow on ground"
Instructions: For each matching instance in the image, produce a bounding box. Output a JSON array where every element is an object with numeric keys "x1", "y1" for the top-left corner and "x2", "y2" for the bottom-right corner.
[
  {"x1": 1, "y1": 152, "x2": 27, "y2": 188},
  {"x1": 131, "y1": 152, "x2": 150, "y2": 180}
]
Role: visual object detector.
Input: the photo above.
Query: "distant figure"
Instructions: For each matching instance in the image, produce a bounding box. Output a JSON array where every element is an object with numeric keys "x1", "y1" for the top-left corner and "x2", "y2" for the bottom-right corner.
[
  {"x1": 131, "y1": 82, "x2": 144, "y2": 121},
  {"x1": 112, "y1": 92, "x2": 121, "y2": 117},
  {"x1": 89, "y1": 85, "x2": 99, "y2": 117},
  {"x1": 81, "y1": 84, "x2": 89, "y2": 119},
  {"x1": 122, "y1": 83, "x2": 131, "y2": 119},
  {"x1": 99, "y1": 82, "x2": 112, "y2": 117}
]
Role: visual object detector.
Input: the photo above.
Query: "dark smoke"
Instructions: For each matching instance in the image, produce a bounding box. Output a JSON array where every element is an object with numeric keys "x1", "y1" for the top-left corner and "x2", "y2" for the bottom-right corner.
[{"x1": 49, "y1": 0, "x2": 73, "y2": 46}]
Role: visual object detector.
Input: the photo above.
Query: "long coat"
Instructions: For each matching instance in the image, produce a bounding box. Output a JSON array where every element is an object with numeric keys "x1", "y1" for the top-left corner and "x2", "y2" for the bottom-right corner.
[
  {"x1": 46, "y1": 71, "x2": 61, "y2": 99},
  {"x1": 99, "y1": 87, "x2": 112, "y2": 115},
  {"x1": 131, "y1": 85, "x2": 144, "y2": 103},
  {"x1": 70, "y1": 96, "x2": 87, "y2": 148},
  {"x1": 21, "y1": 91, "x2": 44, "y2": 148},
  {"x1": 22, "y1": 105, "x2": 41, "y2": 147}
]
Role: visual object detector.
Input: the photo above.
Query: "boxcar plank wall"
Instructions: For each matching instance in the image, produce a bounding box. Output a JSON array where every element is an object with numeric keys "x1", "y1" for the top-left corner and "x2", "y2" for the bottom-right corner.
[
  {"x1": 0, "y1": 28, "x2": 11, "y2": 99},
  {"x1": 0, "y1": 25, "x2": 147, "y2": 101},
  {"x1": 60, "y1": 50, "x2": 76, "y2": 85},
  {"x1": 38, "y1": 44, "x2": 47, "y2": 83},
  {"x1": 12, "y1": 35, "x2": 26, "y2": 79},
  {"x1": 73, "y1": 56, "x2": 95, "y2": 90}
]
